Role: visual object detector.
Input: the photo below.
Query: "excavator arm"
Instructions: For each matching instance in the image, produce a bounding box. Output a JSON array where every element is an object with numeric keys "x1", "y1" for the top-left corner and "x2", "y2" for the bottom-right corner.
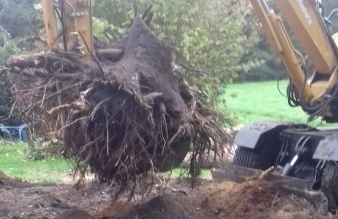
[
  {"x1": 40, "y1": 0, "x2": 94, "y2": 61},
  {"x1": 219, "y1": 1, "x2": 338, "y2": 213},
  {"x1": 250, "y1": 0, "x2": 338, "y2": 122}
]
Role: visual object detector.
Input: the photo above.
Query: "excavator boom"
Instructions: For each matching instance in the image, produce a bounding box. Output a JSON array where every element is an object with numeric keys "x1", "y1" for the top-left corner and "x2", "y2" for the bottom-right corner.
[
  {"x1": 40, "y1": 0, "x2": 94, "y2": 60},
  {"x1": 250, "y1": 0, "x2": 338, "y2": 121}
]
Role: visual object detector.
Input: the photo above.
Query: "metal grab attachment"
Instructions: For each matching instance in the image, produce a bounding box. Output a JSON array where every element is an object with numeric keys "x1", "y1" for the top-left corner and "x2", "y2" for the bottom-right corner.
[{"x1": 312, "y1": 159, "x2": 327, "y2": 190}]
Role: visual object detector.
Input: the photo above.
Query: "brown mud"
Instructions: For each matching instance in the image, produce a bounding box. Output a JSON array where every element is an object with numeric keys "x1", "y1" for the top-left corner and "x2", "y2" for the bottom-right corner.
[{"x1": 0, "y1": 172, "x2": 334, "y2": 219}]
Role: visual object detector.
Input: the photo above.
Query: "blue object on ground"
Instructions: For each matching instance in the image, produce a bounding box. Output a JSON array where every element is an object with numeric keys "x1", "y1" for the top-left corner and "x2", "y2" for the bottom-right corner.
[{"x1": 0, "y1": 123, "x2": 28, "y2": 142}]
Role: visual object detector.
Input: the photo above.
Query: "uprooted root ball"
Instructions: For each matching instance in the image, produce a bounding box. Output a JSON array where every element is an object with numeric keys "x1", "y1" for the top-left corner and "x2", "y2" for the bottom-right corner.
[{"x1": 4, "y1": 18, "x2": 229, "y2": 195}]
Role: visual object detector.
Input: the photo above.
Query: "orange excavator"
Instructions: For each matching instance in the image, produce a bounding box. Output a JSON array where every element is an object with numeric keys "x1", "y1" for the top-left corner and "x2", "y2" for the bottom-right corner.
[
  {"x1": 226, "y1": 0, "x2": 338, "y2": 213},
  {"x1": 39, "y1": 0, "x2": 338, "y2": 213}
]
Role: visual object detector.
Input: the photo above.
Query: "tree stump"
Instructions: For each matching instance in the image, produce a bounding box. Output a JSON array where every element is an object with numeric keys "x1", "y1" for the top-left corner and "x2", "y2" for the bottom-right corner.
[{"x1": 4, "y1": 18, "x2": 229, "y2": 195}]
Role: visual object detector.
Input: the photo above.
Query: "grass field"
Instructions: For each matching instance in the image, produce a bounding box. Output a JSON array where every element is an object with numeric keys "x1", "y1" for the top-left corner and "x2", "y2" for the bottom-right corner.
[
  {"x1": 0, "y1": 142, "x2": 71, "y2": 184},
  {"x1": 0, "y1": 142, "x2": 211, "y2": 183},
  {"x1": 220, "y1": 80, "x2": 325, "y2": 126},
  {"x1": 0, "y1": 80, "x2": 332, "y2": 184}
]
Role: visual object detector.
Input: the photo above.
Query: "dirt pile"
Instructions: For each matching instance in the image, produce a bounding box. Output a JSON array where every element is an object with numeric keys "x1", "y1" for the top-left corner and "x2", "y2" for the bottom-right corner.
[
  {"x1": 111, "y1": 195, "x2": 202, "y2": 219},
  {"x1": 55, "y1": 209, "x2": 94, "y2": 219},
  {"x1": 200, "y1": 180, "x2": 323, "y2": 219},
  {"x1": 115, "y1": 181, "x2": 334, "y2": 219},
  {"x1": 5, "y1": 174, "x2": 335, "y2": 219},
  {"x1": 110, "y1": 179, "x2": 332, "y2": 219},
  {"x1": 0, "y1": 170, "x2": 8, "y2": 181},
  {"x1": 0, "y1": 170, "x2": 31, "y2": 188},
  {"x1": 1, "y1": 171, "x2": 336, "y2": 219}
]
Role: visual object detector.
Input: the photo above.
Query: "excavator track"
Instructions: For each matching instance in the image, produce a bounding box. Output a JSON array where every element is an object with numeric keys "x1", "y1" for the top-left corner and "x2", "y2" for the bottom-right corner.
[{"x1": 321, "y1": 162, "x2": 338, "y2": 212}]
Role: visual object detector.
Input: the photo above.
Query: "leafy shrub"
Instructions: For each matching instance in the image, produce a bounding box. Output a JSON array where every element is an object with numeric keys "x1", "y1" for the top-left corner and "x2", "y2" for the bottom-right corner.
[
  {"x1": 92, "y1": 0, "x2": 259, "y2": 106},
  {"x1": 0, "y1": 27, "x2": 19, "y2": 122},
  {"x1": 27, "y1": 139, "x2": 60, "y2": 160},
  {"x1": 0, "y1": 26, "x2": 19, "y2": 65},
  {"x1": 0, "y1": 0, "x2": 40, "y2": 38}
]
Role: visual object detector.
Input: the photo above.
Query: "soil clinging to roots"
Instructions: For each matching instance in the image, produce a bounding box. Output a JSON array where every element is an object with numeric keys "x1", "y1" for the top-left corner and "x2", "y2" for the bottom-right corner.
[{"x1": 4, "y1": 17, "x2": 229, "y2": 195}]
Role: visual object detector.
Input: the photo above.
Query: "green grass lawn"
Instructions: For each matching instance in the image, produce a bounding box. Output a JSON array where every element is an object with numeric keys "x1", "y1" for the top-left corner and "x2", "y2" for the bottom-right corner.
[
  {"x1": 0, "y1": 141, "x2": 211, "y2": 183},
  {"x1": 220, "y1": 80, "x2": 327, "y2": 126},
  {"x1": 0, "y1": 142, "x2": 71, "y2": 184}
]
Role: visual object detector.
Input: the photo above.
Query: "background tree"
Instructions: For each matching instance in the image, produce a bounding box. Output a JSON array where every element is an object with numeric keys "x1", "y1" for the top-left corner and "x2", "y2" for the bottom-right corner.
[
  {"x1": 93, "y1": 0, "x2": 259, "y2": 106},
  {"x1": 0, "y1": 27, "x2": 19, "y2": 123},
  {"x1": 236, "y1": 38, "x2": 285, "y2": 82},
  {"x1": 236, "y1": 0, "x2": 338, "y2": 82},
  {"x1": 0, "y1": 0, "x2": 40, "y2": 38},
  {"x1": 322, "y1": 0, "x2": 338, "y2": 33}
]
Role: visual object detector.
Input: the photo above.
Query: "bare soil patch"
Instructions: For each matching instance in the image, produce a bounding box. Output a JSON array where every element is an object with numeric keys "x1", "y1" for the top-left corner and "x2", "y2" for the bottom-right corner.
[{"x1": 0, "y1": 171, "x2": 335, "y2": 219}]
